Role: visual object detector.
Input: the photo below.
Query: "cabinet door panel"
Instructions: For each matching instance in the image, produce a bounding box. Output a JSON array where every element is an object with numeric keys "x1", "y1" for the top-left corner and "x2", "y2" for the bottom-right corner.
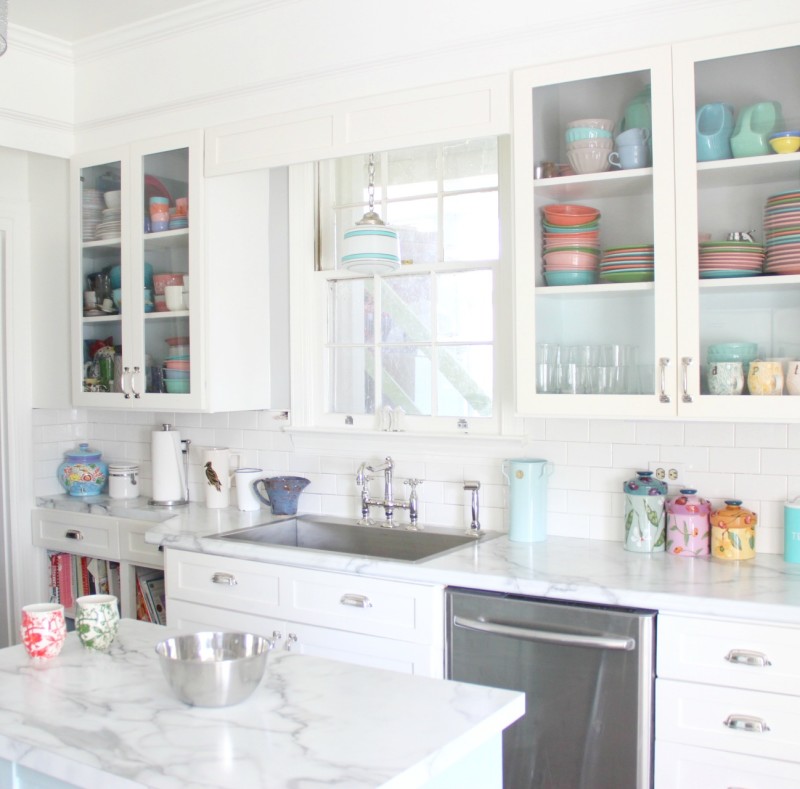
[
  {"x1": 167, "y1": 599, "x2": 284, "y2": 642},
  {"x1": 33, "y1": 511, "x2": 120, "y2": 560},
  {"x1": 118, "y1": 522, "x2": 164, "y2": 567}
]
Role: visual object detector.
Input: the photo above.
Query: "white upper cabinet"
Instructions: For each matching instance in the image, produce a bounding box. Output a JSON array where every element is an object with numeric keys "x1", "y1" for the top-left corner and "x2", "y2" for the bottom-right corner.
[
  {"x1": 672, "y1": 23, "x2": 800, "y2": 419},
  {"x1": 71, "y1": 131, "x2": 281, "y2": 412},
  {"x1": 512, "y1": 46, "x2": 677, "y2": 417}
]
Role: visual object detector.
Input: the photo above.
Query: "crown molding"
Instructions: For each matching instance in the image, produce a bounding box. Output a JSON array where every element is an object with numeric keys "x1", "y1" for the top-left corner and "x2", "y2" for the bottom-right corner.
[
  {"x1": 0, "y1": 106, "x2": 72, "y2": 133},
  {"x1": 6, "y1": 25, "x2": 73, "y2": 63}
]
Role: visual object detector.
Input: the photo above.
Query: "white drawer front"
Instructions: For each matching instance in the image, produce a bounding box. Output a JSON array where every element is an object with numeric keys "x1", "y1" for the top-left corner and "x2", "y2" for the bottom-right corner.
[
  {"x1": 32, "y1": 511, "x2": 119, "y2": 560},
  {"x1": 656, "y1": 740, "x2": 800, "y2": 789},
  {"x1": 167, "y1": 599, "x2": 284, "y2": 640},
  {"x1": 119, "y1": 523, "x2": 164, "y2": 567},
  {"x1": 166, "y1": 550, "x2": 281, "y2": 615},
  {"x1": 658, "y1": 613, "x2": 800, "y2": 696},
  {"x1": 284, "y1": 566, "x2": 443, "y2": 643},
  {"x1": 656, "y1": 679, "x2": 800, "y2": 764}
]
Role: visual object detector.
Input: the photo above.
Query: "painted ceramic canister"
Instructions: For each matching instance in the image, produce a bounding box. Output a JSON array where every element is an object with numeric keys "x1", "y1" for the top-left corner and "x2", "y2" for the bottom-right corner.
[
  {"x1": 665, "y1": 489, "x2": 711, "y2": 557},
  {"x1": 623, "y1": 470, "x2": 668, "y2": 552},
  {"x1": 57, "y1": 442, "x2": 108, "y2": 496},
  {"x1": 710, "y1": 499, "x2": 757, "y2": 560}
]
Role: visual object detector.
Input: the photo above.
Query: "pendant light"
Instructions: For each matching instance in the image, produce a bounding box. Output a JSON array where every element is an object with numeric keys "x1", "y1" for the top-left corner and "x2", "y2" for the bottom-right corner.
[{"x1": 341, "y1": 153, "x2": 401, "y2": 274}]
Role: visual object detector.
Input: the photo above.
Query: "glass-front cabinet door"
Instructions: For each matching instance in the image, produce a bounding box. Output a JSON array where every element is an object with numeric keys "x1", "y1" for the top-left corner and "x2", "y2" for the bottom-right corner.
[
  {"x1": 673, "y1": 23, "x2": 800, "y2": 418},
  {"x1": 512, "y1": 47, "x2": 677, "y2": 417},
  {"x1": 72, "y1": 132, "x2": 201, "y2": 408}
]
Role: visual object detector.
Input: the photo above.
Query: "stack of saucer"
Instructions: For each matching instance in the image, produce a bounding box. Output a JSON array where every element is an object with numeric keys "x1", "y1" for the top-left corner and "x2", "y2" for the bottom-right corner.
[
  {"x1": 82, "y1": 188, "x2": 104, "y2": 241},
  {"x1": 698, "y1": 241, "x2": 764, "y2": 278},
  {"x1": 599, "y1": 245, "x2": 655, "y2": 282},
  {"x1": 168, "y1": 213, "x2": 188, "y2": 231},
  {"x1": 763, "y1": 190, "x2": 800, "y2": 275},
  {"x1": 95, "y1": 207, "x2": 121, "y2": 240}
]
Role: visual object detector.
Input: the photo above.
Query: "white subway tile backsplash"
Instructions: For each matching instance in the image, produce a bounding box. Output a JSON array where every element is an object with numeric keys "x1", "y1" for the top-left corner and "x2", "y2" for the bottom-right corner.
[
  {"x1": 636, "y1": 421, "x2": 685, "y2": 446},
  {"x1": 734, "y1": 474, "x2": 787, "y2": 502},
  {"x1": 708, "y1": 447, "x2": 760, "y2": 474},
  {"x1": 590, "y1": 419, "x2": 636, "y2": 444},
  {"x1": 551, "y1": 465, "x2": 589, "y2": 491},
  {"x1": 735, "y1": 422, "x2": 788, "y2": 449},
  {"x1": 685, "y1": 421, "x2": 734, "y2": 447},
  {"x1": 762, "y1": 448, "x2": 800, "y2": 476},
  {"x1": 611, "y1": 444, "x2": 659, "y2": 470},
  {"x1": 567, "y1": 441, "x2": 612, "y2": 467},
  {"x1": 545, "y1": 418, "x2": 589, "y2": 443}
]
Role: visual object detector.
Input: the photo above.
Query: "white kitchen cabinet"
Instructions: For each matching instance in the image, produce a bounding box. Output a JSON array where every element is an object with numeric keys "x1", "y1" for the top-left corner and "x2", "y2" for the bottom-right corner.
[
  {"x1": 165, "y1": 549, "x2": 445, "y2": 677},
  {"x1": 71, "y1": 132, "x2": 280, "y2": 412},
  {"x1": 31, "y1": 508, "x2": 164, "y2": 621},
  {"x1": 512, "y1": 46, "x2": 678, "y2": 417},
  {"x1": 672, "y1": 23, "x2": 800, "y2": 418},
  {"x1": 655, "y1": 612, "x2": 800, "y2": 785}
]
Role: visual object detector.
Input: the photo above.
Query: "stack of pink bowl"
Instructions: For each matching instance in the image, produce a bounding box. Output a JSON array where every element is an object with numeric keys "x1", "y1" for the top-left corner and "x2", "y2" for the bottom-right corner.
[
  {"x1": 565, "y1": 119, "x2": 614, "y2": 175},
  {"x1": 541, "y1": 204, "x2": 601, "y2": 286}
]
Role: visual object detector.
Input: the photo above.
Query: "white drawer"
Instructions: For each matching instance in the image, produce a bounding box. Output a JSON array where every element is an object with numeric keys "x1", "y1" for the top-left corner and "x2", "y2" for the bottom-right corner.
[
  {"x1": 658, "y1": 613, "x2": 800, "y2": 696},
  {"x1": 118, "y1": 522, "x2": 164, "y2": 567},
  {"x1": 656, "y1": 740, "x2": 800, "y2": 789},
  {"x1": 283, "y1": 565, "x2": 443, "y2": 643},
  {"x1": 32, "y1": 510, "x2": 120, "y2": 560},
  {"x1": 656, "y1": 678, "x2": 800, "y2": 764},
  {"x1": 165, "y1": 550, "x2": 281, "y2": 616},
  {"x1": 167, "y1": 599, "x2": 284, "y2": 640}
]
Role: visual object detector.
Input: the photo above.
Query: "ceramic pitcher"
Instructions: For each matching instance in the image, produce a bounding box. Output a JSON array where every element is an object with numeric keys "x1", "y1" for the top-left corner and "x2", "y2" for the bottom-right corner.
[
  {"x1": 202, "y1": 447, "x2": 240, "y2": 509},
  {"x1": 254, "y1": 476, "x2": 310, "y2": 515}
]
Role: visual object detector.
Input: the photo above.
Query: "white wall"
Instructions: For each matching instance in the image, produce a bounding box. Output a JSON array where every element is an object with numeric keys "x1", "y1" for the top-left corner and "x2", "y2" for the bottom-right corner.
[{"x1": 33, "y1": 407, "x2": 800, "y2": 555}]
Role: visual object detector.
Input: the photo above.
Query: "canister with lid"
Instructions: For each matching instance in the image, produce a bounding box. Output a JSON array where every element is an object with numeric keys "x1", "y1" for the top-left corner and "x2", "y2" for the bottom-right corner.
[
  {"x1": 623, "y1": 470, "x2": 667, "y2": 552},
  {"x1": 665, "y1": 489, "x2": 711, "y2": 557},
  {"x1": 108, "y1": 462, "x2": 140, "y2": 500},
  {"x1": 57, "y1": 442, "x2": 108, "y2": 496},
  {"x1": 710, "y1": 499, "x2": 757, "y2": 560}
]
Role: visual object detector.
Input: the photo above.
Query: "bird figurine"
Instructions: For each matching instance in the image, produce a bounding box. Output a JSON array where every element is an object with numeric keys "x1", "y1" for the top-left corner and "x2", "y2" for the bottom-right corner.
[{"x1": 204, "y1": 461, "x2": 222, "y2": 492}]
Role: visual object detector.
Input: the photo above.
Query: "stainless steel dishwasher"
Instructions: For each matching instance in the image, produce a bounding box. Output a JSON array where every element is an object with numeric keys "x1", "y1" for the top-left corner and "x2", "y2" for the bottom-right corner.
[{"x1": 445, "y1": 588, "x2": 656, "y2": 789}]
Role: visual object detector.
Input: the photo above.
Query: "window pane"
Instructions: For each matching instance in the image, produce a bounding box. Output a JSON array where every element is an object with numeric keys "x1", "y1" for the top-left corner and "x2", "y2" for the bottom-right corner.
[
  {"x1": 331, "y1": 347, "x2": 375, "y2": 414},
  {"x1": 437, "y1": 345, "x2": 493, "y2": 417},
  {"x1": 382, "y1": 346, "x2": 432, "y2": 416},
  {"x1": 381, "y1": 275, "x2": 431, "y2": 343},
  {"x1": 443, "y1": 138, "x2": 498, "y2": 191},
  {"x1": 386, "y1": 198, "x2": 437, "y2": 265},
  {"x1": 330, "y1": 278, "x2": 374, "y2": 344},
  {"x1": 387, "y1": 146, "x2": 437, "y2": 198},
  {"x1": 443, "y1": 192, "x2": 499, "y2": 261},
  {"x1": 437, "y1": 271, "x2": 493, "y2": 342}
]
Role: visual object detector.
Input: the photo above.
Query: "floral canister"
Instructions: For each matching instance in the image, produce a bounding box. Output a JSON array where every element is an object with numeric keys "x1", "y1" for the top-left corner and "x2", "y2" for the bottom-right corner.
[
  {"x1": 710, "y1": 500, "x2": 757, "y2": 560},
  {"x1": 665, "y1": 489, "x2": 711, "y2": 557},
  {"x1": 623, "y1": 470, "x2": 668, "y2": 552},
  {"x1": 57, "y1": 442, "x2": 108, "y2": 496}
]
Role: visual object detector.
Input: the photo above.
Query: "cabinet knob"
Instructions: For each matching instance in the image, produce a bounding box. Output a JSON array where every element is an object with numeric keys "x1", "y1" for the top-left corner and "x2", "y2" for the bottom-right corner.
[
  {"x1": 340, "y1": 593, "x2": 372, "y2": 609},
  {"x1": 724, "y1": 649, "x2": 772, "y2": 668},
  {"x1": 210, "y1": 572, "x2": 238, "y2": 586},
  {"x1": 722, "y1": 714, "x2": 770, "y2": 733},
  {"x1": 65, "y1": 529, "x2": 84, "y2": 541}
]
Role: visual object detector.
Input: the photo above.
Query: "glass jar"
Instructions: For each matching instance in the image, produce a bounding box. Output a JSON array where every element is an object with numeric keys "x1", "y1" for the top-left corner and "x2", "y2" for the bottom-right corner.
[
  {"x1": 108, "y1": 462, "x2": 139, "y2": 500},
  {"x1": 710, "y1": 500, "x2": 757, "y2": 560},
  {"x1": 665, "y1": 489, "x2": 711, "y2": 557},
  {"x1": 57, "y1": 442, "x2": 108, "y2": 497},
  {"x1": 623, "y1": 470, "x2": 668, "y2": 552}
]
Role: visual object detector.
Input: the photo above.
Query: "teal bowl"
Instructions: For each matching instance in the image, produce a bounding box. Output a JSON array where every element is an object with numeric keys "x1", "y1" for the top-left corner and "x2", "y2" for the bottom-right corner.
[
  {"x1": 544, "y1": 270, "x2": 597, "y2": 286},
  {"x1": 165, "y1": 379, "x2": 190, "y2": 394}
]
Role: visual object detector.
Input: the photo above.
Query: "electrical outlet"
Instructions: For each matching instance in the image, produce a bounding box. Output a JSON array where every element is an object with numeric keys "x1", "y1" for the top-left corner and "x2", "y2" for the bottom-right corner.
[{"x1": 648, "y1": 462, "x2": 685, "y2": 487}]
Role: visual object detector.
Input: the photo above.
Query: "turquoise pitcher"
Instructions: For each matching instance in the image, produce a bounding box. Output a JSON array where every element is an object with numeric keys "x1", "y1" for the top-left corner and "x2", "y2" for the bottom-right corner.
[
  {"x1": 696, "y1": 102, "x2": 734, "y2": 161},
  {"x1": 503, "y1": 458, "x2": 554, "y2": 543},
  {"x1": 731, "y1": 101, "x2": 782, "y2": 158}
]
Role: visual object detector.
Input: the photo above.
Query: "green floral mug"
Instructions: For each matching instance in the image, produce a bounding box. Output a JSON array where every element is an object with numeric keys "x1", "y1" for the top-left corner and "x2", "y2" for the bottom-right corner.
[{"x1": 75, "y1": 594, "x2": 120, "y2": 651}]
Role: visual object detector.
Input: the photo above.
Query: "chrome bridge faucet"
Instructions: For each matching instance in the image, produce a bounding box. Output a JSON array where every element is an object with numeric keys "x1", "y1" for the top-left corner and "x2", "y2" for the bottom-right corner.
[{"x1": 356, "y1": 456, "x2": 421, "y2": 527}]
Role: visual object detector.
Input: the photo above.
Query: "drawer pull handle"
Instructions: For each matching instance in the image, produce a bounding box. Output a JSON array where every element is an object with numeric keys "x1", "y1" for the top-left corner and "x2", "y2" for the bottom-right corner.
[
  {"x1": 724, "y1": 649, "x2": 772, "y2": 668},
  {"x1": 65, "y1": 529, "x2": 84, "y2": 541},
  {"x1": 340, "y1": 593, "x2": 372, "y2": 609},
  {"x1": 723, "y1": 714, "x2": 770, "y2": 733},
  {"x1": 211, "y1": 572, "x2": 238, "y2": 586}
]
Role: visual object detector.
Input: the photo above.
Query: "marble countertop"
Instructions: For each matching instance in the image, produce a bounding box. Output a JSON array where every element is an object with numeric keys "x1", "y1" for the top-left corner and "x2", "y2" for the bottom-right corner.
[
  {"x1": 36, "y1": 495, "x2": 800, "y2": 625},
  {"x1": 0, "y1": 619, "x2": 522, "y2": 789}
]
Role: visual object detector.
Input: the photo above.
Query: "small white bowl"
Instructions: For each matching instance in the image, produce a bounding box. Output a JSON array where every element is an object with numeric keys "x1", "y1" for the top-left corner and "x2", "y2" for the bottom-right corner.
[{"x1": 104, "y1": 190, "x2": 121, "y2": 209}]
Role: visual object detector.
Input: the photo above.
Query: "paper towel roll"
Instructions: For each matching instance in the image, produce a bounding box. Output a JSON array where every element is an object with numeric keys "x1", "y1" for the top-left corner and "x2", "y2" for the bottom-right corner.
[{"x1": 151, "y1": 427, "x2": 187, "y2": 504}]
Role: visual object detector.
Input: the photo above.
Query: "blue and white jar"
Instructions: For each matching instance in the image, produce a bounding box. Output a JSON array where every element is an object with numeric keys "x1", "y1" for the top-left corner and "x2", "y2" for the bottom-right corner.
[
  {"x1": 57, "y1": 442, "x2": 108, "y2": 496},
  {"x1": 623, "y1": 470, "x2": 667, "y2": 552}
]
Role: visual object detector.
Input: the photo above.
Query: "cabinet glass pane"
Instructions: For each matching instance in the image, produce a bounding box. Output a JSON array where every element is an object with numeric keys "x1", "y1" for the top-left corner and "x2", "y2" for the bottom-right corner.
[
  {"x1": 142, "y1": 148, "x2": 190, "y2": 394},
  {"x1": 693, "y1": 45, "x2": 800, "y2": 398},
  {"x1": 80, "y1": 161, "x2": 122, "y2": 394},
  {"x1": 531, "y1": 67, "x2": 657, "y2": 397}
]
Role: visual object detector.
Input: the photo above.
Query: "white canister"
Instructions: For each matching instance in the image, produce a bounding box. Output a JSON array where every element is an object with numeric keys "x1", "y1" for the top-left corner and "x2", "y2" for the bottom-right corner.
[
  {"x1": 108, "y1": 463, "x2": 139, "y2": 500},
  {"x1": 234, "y1": 468, "x2": 264, "y2": 512}
]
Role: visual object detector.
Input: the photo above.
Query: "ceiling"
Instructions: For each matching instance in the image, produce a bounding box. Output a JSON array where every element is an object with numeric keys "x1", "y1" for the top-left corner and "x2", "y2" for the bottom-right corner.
[{"x1": 10, "y1": 0, "x2": 211, "y2": 42}]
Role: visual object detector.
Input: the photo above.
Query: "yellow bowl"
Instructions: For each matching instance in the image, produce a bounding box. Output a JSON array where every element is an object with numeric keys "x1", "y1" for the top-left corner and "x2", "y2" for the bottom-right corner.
[{"x1": 769, "y1": 135, "x2": 800, "y2": 154}]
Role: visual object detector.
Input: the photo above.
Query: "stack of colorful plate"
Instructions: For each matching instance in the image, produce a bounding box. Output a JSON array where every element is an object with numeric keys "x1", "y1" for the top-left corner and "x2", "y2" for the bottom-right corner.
[
  {"x1": 599, "y1": 245, "x2": 655, "y2": 283},
  {"x1": 541, "y1": 204, "x2": 601, "y2": 286},
  {"x1": 698, "y1": 241, "x2": 764, "y2": 279},
  {"x1": 763, "y1": 190, "x2": 800, "y2": 275},
  {"x1": 163, "y1": 336, "x2": 190, "y2": 394}
]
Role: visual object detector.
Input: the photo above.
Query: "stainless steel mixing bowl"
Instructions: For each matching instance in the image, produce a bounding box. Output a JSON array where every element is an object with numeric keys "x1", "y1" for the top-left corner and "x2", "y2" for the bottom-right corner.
[{"x1": 155, "y1": 631, "x2": 272, "y2": 707}]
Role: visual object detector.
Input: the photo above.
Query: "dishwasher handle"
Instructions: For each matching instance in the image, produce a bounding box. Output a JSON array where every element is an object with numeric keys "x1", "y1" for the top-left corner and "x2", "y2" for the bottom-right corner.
[{"x1": 453, "y1": 615, "x2": 636, "y2": 651}]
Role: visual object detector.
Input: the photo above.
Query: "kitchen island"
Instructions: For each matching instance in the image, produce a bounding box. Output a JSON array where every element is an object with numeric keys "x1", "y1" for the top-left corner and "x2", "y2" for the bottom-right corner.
[{"x1": 0, "y1": 619, "x2": 523, "y2": 789}]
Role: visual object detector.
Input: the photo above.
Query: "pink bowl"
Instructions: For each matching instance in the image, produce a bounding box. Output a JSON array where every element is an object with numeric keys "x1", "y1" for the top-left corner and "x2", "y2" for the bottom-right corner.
[
  {"x1": 152, "y1": 273, "x2": 184, "y2": 295},
  {"x1": 164, "y1": 360, "x2": 190, "y2": 371},
  {"x1": 543, "y1": 250, "x2": 599, "y2": 268}
]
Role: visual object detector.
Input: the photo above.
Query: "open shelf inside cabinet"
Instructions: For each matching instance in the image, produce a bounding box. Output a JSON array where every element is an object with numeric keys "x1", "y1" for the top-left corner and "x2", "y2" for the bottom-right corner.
[{"x1": 534, "y1": 168, "x2": 652, "y2": 201}]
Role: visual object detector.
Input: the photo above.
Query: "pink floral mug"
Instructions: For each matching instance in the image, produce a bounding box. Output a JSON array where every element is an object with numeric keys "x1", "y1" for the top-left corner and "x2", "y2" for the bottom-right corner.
[{"x1": 20, "y1": 603, "x2": 67, "y2": 661}]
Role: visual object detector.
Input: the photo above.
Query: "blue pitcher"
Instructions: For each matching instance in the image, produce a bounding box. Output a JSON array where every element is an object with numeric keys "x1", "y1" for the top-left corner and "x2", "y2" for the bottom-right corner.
[{"x1": 254, "y1": 476, "x2": 310, "y2": 515}]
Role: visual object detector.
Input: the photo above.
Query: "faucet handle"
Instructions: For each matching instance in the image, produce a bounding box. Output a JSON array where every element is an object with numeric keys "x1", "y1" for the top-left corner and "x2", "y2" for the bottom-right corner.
[{"x1": 404, "y1": 478, "x2": 423, "y2": 491}]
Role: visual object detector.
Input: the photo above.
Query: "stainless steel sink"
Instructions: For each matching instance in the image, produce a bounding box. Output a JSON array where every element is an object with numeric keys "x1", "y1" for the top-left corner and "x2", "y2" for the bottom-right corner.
[{"x1": 209, "y1": 514, "x2": 499, "y2": 562}]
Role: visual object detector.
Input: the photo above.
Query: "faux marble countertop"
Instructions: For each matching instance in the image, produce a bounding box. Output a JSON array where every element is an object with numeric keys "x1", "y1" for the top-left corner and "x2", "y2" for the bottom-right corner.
[
  {"x1": 36, "y1": 495, "x2": 800, "y2": 625},
  {"x1": 0, "y1": 619, "x2": 522, "y2": 789}
]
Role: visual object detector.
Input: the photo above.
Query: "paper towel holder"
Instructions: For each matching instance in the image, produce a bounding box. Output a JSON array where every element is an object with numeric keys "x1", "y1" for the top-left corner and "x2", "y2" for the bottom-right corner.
[{"x1": 149, "y1": 424, "x2": 191, "y2": 507}]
